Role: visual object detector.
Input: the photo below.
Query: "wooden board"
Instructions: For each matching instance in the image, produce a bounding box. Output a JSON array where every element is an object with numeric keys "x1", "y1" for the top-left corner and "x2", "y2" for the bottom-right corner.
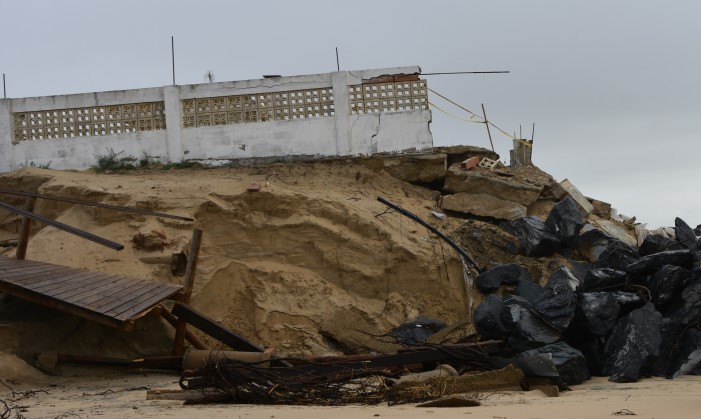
[{"x1": 0, "y1": 255, "x2": 182, "y2": 330}]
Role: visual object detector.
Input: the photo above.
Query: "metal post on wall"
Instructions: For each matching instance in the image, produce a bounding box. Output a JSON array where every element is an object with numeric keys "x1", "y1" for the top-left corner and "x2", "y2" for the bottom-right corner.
[
  {"x1": 3, "y1": 73, "x2": 6, "y2": 99},
  {"x1": 171, "y1": 36, "x2": 176, "y2": 85},
  {"x1": 335, "y1": 47, "x2": 340, "y2": 71}
]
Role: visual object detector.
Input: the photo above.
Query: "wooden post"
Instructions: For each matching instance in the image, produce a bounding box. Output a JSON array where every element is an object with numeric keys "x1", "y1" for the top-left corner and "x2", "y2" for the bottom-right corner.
[
  {"x1": 16, "y1": 196, "x2": 36, "y2": 260},
  {"x1": 172, "y1": 228, "x2": 203, "y2": 355},
  {"x1": 160, "y1": 306, "x2": 208, "y2": 350}
]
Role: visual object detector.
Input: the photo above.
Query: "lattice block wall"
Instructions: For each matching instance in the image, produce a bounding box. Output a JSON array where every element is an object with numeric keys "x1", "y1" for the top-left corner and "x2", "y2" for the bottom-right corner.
[
  {"x1": 182, "y1": 88, "x2": 335, "y2": 128},
  {"x1": 349, "y1": 80, "x2": 428, "y2": 115},
  {"x1": 12, "y1": 102, "x2": 166, "y2": 141}
]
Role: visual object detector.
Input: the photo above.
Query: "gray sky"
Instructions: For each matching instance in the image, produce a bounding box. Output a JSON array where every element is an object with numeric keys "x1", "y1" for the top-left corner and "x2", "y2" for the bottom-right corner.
[{"x1": 2, "y1": 0, "x2": 699, "y2": 229}]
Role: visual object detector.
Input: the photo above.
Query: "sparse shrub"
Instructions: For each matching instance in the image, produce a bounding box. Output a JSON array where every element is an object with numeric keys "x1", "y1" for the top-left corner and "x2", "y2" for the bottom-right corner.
[{"x1": 92, "y1": 149, "x2": 138, "y2": 173}]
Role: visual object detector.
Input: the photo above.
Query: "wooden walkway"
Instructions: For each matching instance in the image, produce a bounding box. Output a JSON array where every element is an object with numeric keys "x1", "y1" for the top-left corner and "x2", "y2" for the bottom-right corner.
[{"x1": 0, "y1": 255, "x2": 182, "y2": 331}]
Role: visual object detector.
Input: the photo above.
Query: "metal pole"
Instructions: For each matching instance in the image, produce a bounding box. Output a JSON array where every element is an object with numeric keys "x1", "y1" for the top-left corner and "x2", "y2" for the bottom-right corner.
[
  {"x1": 481, "y1": 103, "x2": 495, "y2": 153},
  {"x1": 335, "y1": 47, "x2": 340, "y2": 71},
  {"x1": 422, "y1": 71, "x2": 510, "y2": 75},
  {"x1": 0, "y1": 201, "x2": 124, "y2": 250},
  {"x1": 3, "y1": 73, "x2": 5, "y2": 99},
  {"x1": 171, "y1": 36, "x2": 175, "y2": 85},
  {"x1": 0, "y1": 188, "x2": 193, "y2": 221}
]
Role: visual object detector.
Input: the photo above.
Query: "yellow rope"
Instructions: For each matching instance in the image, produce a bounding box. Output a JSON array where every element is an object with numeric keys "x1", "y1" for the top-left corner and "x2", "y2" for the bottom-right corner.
[
  {"x1": 428, "y1": 88, "x2": 532, "y2": 147},
  {"x1": 429, "y1": 102, "x2": 484, "y2": 123}
]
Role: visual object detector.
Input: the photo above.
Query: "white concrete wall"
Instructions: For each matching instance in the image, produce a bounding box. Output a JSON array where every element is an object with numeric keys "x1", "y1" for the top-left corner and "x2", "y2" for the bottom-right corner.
[
  {"x1": 0, "y1": 100, "x2": 12, "y2": 173},
  {"x1": 0, "y1": 66, "x2": 432, "y2": 173},
  {"x1": 12, "y1": 131, "x2": 168, "y2": 171}
]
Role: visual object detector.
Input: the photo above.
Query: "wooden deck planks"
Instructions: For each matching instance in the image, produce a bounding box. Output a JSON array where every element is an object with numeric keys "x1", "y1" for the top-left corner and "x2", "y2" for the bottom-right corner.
[
  {"x1": 0, "y1": 256, "x2": 182, "y2": 330},
  {"x1": 110, "y1": 286, "x2": 182, "y2": 320}
]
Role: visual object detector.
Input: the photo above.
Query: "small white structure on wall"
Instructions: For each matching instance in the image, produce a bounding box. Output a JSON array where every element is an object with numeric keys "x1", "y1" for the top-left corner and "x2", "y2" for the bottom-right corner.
[{"x1": 0, "y1": 66, "x2": 433, "y2": 172}]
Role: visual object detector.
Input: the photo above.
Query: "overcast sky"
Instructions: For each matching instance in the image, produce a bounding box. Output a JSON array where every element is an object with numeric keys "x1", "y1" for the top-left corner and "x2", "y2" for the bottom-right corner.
[{"x1": 1, "y1": 0, "x2": 699, "y2": 229}]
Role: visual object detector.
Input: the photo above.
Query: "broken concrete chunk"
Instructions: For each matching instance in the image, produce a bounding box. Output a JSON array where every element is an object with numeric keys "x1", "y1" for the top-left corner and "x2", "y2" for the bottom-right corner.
[
  {"x1": 132, "y1": 229, "x2": 170, "y2": 251},
  {"x1": 589, "y1": 198, "x2": 612, "y2": 219},
  {"x1": 393, "y1": 364, "x2": 458, "y2": 386},
  {"x1": 442, "y1": 192, "x2": 527, "y2": 221},
  {"x1": 545, "y1": 196, "x2": 584, "y2": 248},
  {"x1": 587, "y1": 220, "x2": 638, "y2": 248},
  {"x1": 551, "y1": 179, "x2": 594, "y2": 215},
  {"x1": 475, "y1": 263, "x2": 530, "y2": 293},
  {"x1": 444, "y1": 165, "x2": 543, "y2": 206},
  {"x1": 379, "y1": 153, "x2": 447, "y2": 183}
]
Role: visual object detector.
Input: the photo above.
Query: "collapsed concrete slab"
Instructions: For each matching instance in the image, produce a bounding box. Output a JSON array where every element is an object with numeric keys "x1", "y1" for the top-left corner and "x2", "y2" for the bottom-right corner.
[
  {"x1": 442, "y1": 193, "x2": 526, "y2": 221},
  {"x1": 368, "y1": 152, "x2": 447, "y2": 183},
  {"x1": 444, "y1": 165, "x2": 543, "y2": 206},
  {"x1": 551, "y1": 179, "x2": 594, "y2": 215}
]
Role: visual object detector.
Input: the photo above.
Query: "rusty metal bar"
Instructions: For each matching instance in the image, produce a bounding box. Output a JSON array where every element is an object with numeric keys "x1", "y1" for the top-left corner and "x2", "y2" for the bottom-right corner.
[
  {"x1": 376, "y1": 197, "x2": 482, "y2": 273},
  {"x1": 0, "y1": 188, "x2": 193, "y2": 221},
  {"x1": 0, "y1": 201, "x2": 124, "y2": 251}
]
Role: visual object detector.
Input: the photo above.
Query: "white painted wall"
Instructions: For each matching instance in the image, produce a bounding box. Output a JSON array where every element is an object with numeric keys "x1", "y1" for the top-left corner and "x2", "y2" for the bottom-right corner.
[
  {"x1": 0, "y1": 67, "x2": 433, "y2": 172},
  {"x1": 0, "y1": 100, "x2": 12, "y2": 173}
]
